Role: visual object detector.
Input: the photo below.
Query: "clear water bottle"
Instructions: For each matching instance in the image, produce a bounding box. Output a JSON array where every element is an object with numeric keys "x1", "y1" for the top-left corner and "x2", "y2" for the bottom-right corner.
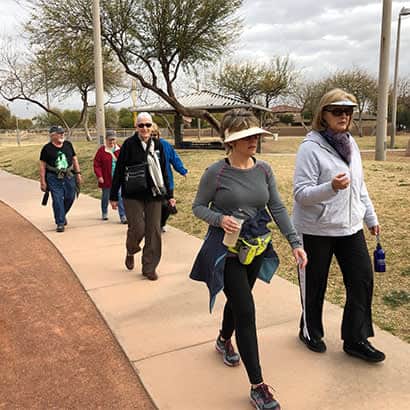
[{"x1": 373, "y1": 234, "x2": 386, "y2": 272}]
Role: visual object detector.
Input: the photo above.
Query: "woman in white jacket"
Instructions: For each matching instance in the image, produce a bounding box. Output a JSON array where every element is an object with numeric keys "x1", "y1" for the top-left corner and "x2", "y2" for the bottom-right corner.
[{"x1": 293, "y1": 88, "x2": 385, "y2": 362}]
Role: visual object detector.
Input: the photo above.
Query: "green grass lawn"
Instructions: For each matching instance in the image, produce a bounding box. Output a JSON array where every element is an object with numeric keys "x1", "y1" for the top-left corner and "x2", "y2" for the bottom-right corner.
[{"x1": 0, "y1": 138, "x2": 409, "y2": 342}]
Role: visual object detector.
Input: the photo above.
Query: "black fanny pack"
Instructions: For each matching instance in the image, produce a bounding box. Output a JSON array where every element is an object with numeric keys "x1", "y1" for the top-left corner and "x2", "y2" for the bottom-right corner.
[{"x1": 123, "y1": 163, "x2": 148, "y2": 195}]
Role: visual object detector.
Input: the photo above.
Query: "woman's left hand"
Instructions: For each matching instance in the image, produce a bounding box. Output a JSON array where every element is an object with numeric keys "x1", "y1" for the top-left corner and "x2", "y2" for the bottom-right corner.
[
  {"x1": 169, "y1": 198, "x2": 176, "y2": 207},
  {"x1": 75, "y1": 174, "x2": 83, "y2": 185},
  {"x1": 292, "y1": 247, "x2": 308, "y2": 269},
  {"x1": 369, "y1": 225, "x2": 380, "y2": 236}
]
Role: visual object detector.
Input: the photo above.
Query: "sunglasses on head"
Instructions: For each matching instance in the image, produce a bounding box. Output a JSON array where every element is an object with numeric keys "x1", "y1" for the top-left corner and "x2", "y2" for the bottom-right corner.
[
  {"x1": 323, "y1": 107, "x2": 354, "y2": 117},
  {"x1": 137, "y1": 123, "x2": 152, "y2": 128}
]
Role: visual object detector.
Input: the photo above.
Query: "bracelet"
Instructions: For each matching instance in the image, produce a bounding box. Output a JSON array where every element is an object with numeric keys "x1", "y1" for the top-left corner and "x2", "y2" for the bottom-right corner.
[{"x1": 74, "y1": 171, "x2": 81, "y2": 175}]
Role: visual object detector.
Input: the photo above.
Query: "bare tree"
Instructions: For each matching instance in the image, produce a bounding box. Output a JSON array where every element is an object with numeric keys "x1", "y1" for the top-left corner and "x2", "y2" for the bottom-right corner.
[
  {"x1": 258, "y1": 57, "x2": 297, "y2": 108},
  {"x1": 213, "y1": 57, "x2": 296, "y2": 107},
  {"x1": 0, "y1": 49, "x2": 71, "y2": 132},
  {"x1": 212, "y1": 61, "x2": 262, "y2": 102},
  {"x1": 397, "y1": 77, "x2": 410, "y2": 156},
  {"x1": 290, "y1": 80, "x2": 327, "y2": 130},
  {"x1": 26, "y1": 11, "x2": 126, "y2": 141}
]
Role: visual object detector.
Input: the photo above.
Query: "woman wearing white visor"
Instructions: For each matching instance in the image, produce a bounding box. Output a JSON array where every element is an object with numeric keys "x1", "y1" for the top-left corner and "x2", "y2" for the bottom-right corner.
[
  {"x1": 191, "y1": 108, "x2": 307, "y2": 410},
  {"x1": 293, "y1": 88, "x2": 385, "y2": 362}
]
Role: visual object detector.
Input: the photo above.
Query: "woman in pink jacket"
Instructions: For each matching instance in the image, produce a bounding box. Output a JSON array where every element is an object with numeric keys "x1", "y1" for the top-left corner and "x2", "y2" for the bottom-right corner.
[{"x1": 93, "y1": 130, "x2": 127, "y2": 223}]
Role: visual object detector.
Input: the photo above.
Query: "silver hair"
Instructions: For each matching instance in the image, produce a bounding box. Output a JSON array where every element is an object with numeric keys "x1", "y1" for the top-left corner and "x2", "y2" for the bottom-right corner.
[{"x1": 137, "y1": 112, "x2": 153, "y2": 123}]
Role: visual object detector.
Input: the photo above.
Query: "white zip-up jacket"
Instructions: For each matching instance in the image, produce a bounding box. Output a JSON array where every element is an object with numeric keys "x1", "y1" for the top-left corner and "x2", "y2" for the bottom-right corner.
[{"x1": 292, "y1": 130, "x2": 378, "y2": 236}]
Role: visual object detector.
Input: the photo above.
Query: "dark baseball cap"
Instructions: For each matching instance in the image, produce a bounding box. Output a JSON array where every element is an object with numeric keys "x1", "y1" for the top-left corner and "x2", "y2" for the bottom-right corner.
[{"x1": 49, "y1": 125, "x2": 65, "y2": 134}]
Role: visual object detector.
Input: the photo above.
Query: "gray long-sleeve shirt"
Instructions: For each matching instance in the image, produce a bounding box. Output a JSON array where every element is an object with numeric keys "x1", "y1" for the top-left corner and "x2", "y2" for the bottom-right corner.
[{"x1": 192, "y1": 158, "x2": 302, "y2": 249}]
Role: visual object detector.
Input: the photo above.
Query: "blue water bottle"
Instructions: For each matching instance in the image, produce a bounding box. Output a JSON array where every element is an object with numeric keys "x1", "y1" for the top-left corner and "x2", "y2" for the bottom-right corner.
[{"x1": 373, "y1": 234, "x2": 386, "y2": 272}]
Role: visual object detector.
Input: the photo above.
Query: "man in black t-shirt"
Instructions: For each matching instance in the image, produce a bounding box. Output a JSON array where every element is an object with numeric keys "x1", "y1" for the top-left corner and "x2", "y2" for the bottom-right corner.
[{"x1": 39, "y1": 126, "x2": 82, "y2": 232}]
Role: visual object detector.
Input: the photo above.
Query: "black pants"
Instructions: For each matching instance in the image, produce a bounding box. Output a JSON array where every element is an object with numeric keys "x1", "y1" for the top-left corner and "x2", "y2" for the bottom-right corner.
[
  {"x1": 298, "y1": 230, "x2": 374, "y2": 343},
  {"x1": 221, "y1": 254, "x2": 264, "y2": 385}
]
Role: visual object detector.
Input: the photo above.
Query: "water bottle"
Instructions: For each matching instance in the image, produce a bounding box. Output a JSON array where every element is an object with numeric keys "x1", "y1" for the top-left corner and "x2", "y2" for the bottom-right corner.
[{"x1": 373, "y1": 234, "x2": 386, "y2": 272}]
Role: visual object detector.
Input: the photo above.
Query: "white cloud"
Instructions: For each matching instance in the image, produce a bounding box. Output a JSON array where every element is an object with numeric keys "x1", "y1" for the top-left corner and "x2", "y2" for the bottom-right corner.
[{"x1": 237, "y1": 0, "x2": 410, "y2": 80}]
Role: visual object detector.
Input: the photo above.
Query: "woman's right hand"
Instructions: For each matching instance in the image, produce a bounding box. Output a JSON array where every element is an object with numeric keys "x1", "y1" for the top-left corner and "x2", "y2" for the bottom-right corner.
[
  {"x1": 98, "y1": 177, "x2": 104, "y2": 184},
  {"x1": 220, "y1": 215, "x2": 241, "y2": 233},
  {"x1": 110, "y1": 200, "x2": 118, "y2": 210},
  {"x1": 331, "y1": 173, "x2": 350, "y2": 191},
  {"x1": 40, "y1": 181, "x2": 47, "y2": 192}
]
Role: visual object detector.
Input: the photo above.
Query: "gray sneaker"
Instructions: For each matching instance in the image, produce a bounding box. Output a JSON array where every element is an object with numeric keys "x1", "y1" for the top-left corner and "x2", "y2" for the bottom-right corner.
[
  {"x1": 215, "y1": 335, "x2": 240, "y2": 367},
  {"x1": 250, "y1": 384, "x2": 280, "y2": 410}
]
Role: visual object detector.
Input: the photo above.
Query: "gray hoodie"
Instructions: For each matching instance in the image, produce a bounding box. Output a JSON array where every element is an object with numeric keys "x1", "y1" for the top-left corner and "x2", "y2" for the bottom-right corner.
[{"x1": 292, "y1": 130, "x2": 378, "y2": 236}]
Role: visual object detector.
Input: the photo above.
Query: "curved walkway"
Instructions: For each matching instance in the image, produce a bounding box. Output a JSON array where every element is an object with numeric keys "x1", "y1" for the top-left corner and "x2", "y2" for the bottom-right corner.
[
  {"x1": 0, "y1": 200, "x2": 155, "y2": 409},
  {"x1": 0, "y1": 170, "x2": 409, "y2": 409}
]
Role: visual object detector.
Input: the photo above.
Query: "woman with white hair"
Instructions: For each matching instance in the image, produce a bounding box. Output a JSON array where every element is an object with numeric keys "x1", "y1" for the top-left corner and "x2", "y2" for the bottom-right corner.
[
  {"x1": 293, "y1": 88, "x2": 385, "y2": 362},
  {"x1": 110, "y1": 112, "x2": 175, "y2": 281}
]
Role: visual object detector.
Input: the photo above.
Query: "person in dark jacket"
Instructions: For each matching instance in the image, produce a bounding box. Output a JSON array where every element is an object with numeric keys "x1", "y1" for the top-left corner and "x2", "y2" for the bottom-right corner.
[
  {"x1": 93, "y1": 130, "x2": 126, "y2": 223},
  {"x1": 110, "y1": 112, "x2": 175, "y2": 281},
  {"x1": 151, "y1": 123, "x2": 188, "y2": 231},
  {"x1": 191, "y1": 109, "x2": 307, "y2": 410},
  {"x1": 39, "y1": 125, "x2": 82, "y2": 232}
]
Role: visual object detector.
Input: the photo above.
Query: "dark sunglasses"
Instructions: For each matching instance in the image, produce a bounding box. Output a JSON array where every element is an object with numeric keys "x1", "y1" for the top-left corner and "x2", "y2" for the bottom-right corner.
[
  {"x1": 323, "y1": 107, "x2": 354, "y2": 117},
  {"x1": 243, "y1": 134, "x2": 260, "y2": 140},
  {"x1": 137, "y1": 123, "x2": 152, "y2": 128},
  {"x1": 151, "y1": 133, "x2": 159, "y2": 137}
]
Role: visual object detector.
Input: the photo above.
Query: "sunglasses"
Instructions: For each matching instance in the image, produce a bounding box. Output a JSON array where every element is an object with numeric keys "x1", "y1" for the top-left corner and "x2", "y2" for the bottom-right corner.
[
  {"x1": 151, "y1": 133, "x2": 159, "y2": 137},
  {"x1": 137, "y1": 123, "x2": 152, "y2": 128},
  {"x1": 323, "y1": 107, "x2": 354, "y2": 117},
  {"x1": 243, "y1": 134, "x2": 260, "y2": 140}
]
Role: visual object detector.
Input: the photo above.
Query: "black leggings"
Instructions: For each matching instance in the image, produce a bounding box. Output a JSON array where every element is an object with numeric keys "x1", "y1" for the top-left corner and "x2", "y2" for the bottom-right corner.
[
  {"x1": 299, "y1": 230, "x2": 374, "y2": 343},
  {"x1": 221, "y1": 254, "x2": 264, "y2": 385}
]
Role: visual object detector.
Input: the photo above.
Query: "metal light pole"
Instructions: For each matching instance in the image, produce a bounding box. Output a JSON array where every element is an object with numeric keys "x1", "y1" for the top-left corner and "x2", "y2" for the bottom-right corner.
[
  {"x1": 390, "y1": 7, "x2": 410, "y2": 148},
  {"x1": 92, "y1": 0, "x2": 106, "y2": 145},
  {"x1": 375, "y1": 0, "x2": 393, "y2": 161}
]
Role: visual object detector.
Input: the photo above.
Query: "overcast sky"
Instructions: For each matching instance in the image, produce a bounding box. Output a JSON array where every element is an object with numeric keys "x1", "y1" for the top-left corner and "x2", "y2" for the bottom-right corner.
[{"x1": 1, "y1": 0, "x2": 410, "y2": 117}]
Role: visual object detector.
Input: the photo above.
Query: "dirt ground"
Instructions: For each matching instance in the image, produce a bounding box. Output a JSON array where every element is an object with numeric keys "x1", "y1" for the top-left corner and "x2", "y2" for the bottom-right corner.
[{"x1": 0, "y1": 201, "x2": 155, "y2": 409}]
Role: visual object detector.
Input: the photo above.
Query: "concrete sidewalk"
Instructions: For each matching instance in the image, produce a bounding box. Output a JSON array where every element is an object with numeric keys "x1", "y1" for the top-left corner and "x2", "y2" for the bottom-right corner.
[{"x1": 1, "y1": 170, "x2": 409, "y2": 410}]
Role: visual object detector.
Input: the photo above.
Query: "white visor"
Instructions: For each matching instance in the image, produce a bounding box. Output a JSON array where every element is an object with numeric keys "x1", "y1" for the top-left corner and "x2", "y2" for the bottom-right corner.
[
  {"x1": 224, "y1": 126, "x2": 272, "y2": 143},
  {"x1": 328, "y1": 100, "x2": 357, "y2": 107}
]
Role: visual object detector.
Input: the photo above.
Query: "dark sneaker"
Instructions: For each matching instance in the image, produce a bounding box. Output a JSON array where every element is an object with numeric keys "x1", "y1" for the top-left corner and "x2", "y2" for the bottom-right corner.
[
  {"x1": 299, "y1": 330, "x2": 326, "y2": 353},
  {"x1": 250, "y1": 383, "x2": 280, "y2": 410},
  {"x1": 343, "y1": 340, "x2": 385, "y2": 362},
  {"x1": 143, "y1": 271, "x2": 158, "y2": 281},
  {"x1": 56, "y1": 224, "x2": 65, "y2": 233},
  {"x1": 120, "y1": 215, "x2": 128, "y2": 224},
  {"x1": 125, "y1": 254, "x2": 134, "y2": 270},
  {"x1": 102, "y1": 213, "x2": 108, "y2": 221},
  {"x1": 215, "y1": 335, "x2": 240, "y2": 367}
]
